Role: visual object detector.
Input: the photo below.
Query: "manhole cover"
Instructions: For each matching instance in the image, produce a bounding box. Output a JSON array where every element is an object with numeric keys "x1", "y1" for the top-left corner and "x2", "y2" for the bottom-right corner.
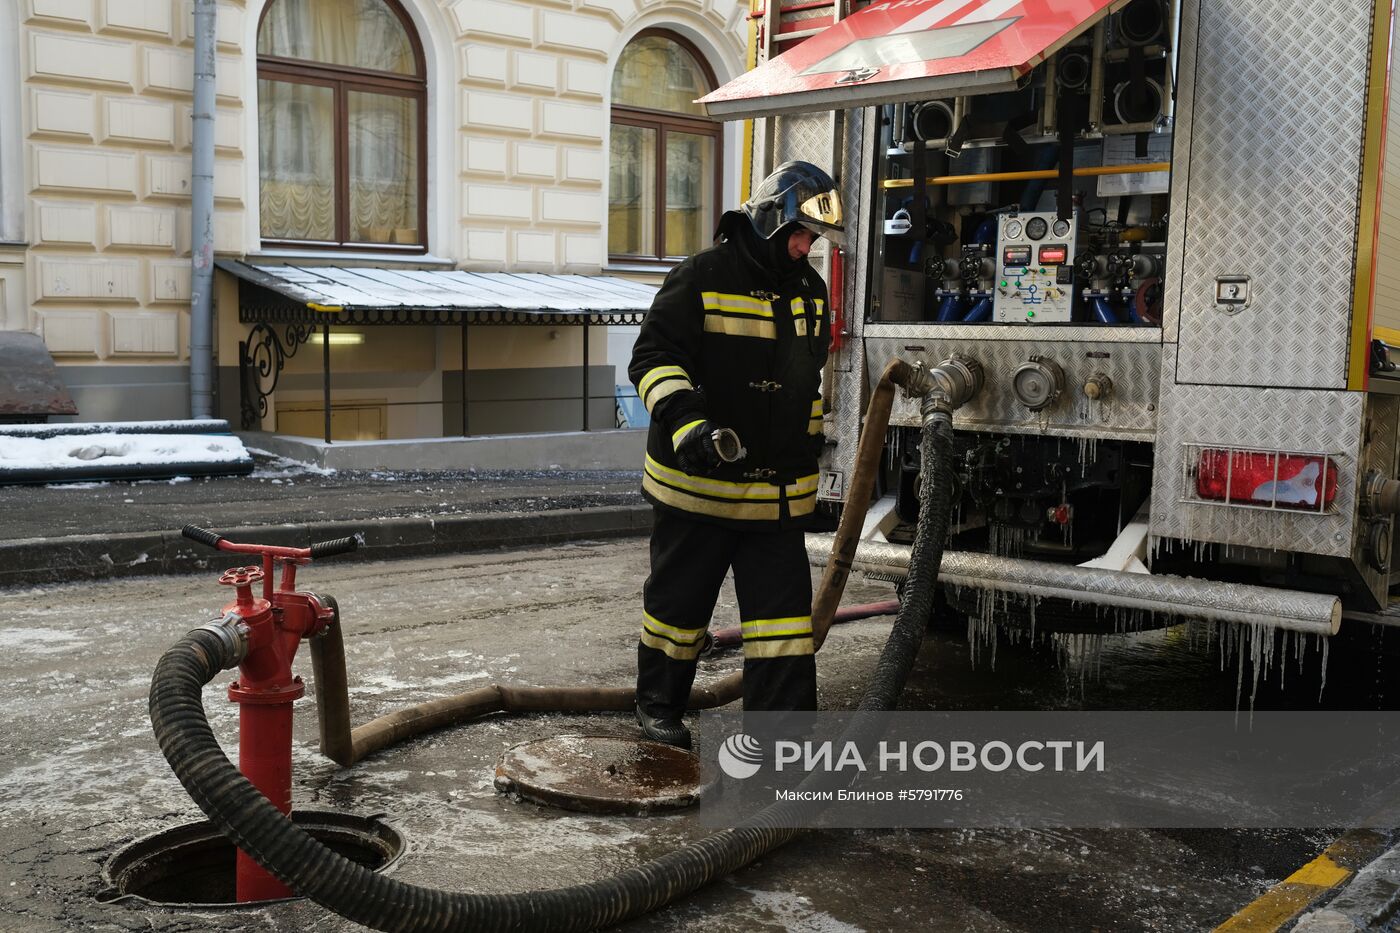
[
  {"x1": 97, "y1": 810, "x2": 403, "y2": 908},
  {"x1": 495, "y1": 734, "x2": 707, "y2": 815}
]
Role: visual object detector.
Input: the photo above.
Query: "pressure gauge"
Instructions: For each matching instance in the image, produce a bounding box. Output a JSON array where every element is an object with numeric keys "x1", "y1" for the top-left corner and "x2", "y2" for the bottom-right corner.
[
  {"x1": 1052, "y1": 218, "x2": 1072, "y2": 238},
  {"x1": 1004, "y1": 220, "x2": 1023, "y2": 239},
  {"x1": 1025, "y1": 216, "x2": 1049, "y2": 240}
]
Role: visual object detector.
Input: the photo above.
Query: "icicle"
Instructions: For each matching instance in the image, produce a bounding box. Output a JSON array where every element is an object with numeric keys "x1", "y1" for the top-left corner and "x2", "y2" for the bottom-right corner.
[{"x1": 1318, "y1": 635, "x2": 1330, "y2": 701}]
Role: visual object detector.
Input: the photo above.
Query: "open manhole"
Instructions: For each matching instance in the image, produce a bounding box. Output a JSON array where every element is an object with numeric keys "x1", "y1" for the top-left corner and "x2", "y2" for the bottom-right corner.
[
  {"x1": 496, "y1": 733, "x2": 707, "y2": 815},
  {"x1": 97, "y1": 809, "x2": 403, "y2": 908}
]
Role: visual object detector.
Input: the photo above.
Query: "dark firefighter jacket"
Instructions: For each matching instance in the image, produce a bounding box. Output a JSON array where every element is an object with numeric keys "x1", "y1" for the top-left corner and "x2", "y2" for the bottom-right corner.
[{"x1": 629, "y1": 212, "x2": 830, "y2": 529}]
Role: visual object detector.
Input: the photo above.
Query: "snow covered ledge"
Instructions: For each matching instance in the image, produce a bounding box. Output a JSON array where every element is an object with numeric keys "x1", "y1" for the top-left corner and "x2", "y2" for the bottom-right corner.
[
  {"x1": 0, "y1": 421, "x2": 254, "y2": 485},
  {"x1": 240, "y1": 428, "x2": 648, "y2": 473}
]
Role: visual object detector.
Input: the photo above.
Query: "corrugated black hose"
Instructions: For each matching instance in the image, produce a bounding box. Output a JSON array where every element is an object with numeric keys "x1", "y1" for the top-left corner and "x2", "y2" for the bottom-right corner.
[
  {"x1": 858, "y1": 414, "x2": 954, "y2": 711},
  {"x1": 147, "y1": 414, "x2": 959, "y2": 932}
]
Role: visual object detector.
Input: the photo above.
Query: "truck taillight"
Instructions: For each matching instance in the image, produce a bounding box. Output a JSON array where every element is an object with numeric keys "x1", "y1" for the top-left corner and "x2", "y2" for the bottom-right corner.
[{"x1": 1194, "y1": 449, "x2": 1338, "y2": 510}]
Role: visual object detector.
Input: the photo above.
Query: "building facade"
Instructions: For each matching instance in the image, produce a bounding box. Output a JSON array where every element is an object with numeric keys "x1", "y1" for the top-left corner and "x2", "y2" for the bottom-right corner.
[{"x1": 0, "y1": 0, "x2": 750, "y2": 438}]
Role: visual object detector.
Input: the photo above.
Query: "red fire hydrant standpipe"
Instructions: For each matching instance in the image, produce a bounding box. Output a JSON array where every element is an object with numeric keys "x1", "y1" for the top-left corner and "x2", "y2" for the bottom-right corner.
[{"x1": 180, "y1": 525, "x2": 355, "y2": 902}]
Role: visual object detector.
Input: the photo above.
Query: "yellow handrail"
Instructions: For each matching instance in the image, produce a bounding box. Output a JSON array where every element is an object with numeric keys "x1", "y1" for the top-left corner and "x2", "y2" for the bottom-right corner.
[{"x1": 882, "y1": 161, "x2": 1171, "y2": 188}]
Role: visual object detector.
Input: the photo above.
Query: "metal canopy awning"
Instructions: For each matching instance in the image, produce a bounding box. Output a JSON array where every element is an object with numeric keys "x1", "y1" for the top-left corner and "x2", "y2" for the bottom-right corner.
[
  {"x1": 218, "y1": 259, "x2": 660, "y2": 442},
  {"x1": 216, "y1": 259, "x2": 657, "y2": 326},
  {"x1": 700, "y1": 0, "x2": 1124, "y2": 120}
]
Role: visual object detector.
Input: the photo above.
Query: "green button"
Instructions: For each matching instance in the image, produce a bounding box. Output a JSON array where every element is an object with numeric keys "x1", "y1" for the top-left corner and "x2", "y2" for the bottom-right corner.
[
  {"x1": 1027, "y1": 310, "x2": 1035, "y2": 318},
  {"x1": 1000, "y1": 280, "x2": 1007, "y2": 287}
]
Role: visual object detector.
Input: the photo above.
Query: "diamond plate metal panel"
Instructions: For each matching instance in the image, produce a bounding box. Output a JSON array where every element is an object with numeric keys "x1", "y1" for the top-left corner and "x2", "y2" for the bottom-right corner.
[
  {"x1": 1151, "y1": 347, "x2": 1365, "y2": 558},
  {"x1": 864, "y1": 335, "x2": 1161, "y2": 438},
  {"x1": 1173, "y1": 0, "x2": 1374, "y2": 388},
  {"x1": 1354, "y1": 394, "x2": 1399, "y2": 602},
  {"x1": 1159, "y1": 0, "x2": 1200, "y2": 345},
  {"x1": 821, "y1": 108, "x2": 871, "y2": 501},
  {"x1": 774, "y1": 110, "x2": 832, "y2": 170}
]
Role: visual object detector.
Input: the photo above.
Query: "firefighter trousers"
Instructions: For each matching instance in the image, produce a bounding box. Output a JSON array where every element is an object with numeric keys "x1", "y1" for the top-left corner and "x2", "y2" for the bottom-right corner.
[{"x1": 637, "y1": 509, "x2": 817, "y2": 718}]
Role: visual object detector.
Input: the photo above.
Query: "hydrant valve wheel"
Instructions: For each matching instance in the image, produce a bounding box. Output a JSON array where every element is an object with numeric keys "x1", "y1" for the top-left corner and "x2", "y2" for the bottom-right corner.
[{"x1": 218, "y1": 565, "x2": 265, "y2": 587}]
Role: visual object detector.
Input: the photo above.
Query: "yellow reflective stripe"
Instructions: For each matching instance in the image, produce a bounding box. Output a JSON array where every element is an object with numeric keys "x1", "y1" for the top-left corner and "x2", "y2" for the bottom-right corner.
[
  {"x1": 705, "y1": 315, "x2": 776, "y2": 339},
  {"x1": 788, "y1": 298, "x2": 825, "y2": 317},
  {"x1": 810, "y1": 399, "x2": 823, "y2": 416},
  {"x1": 702, "y1": 291, "x2": 772, "y2": 317},
  {"x1": 671, "y1": 419, "x2": 705, "y2": 451},
  {"x1": 742, "y1": 616, "x2": 813, "y2": 638},
  {"x1": 641, "y1": 629, "x2": 703, "y2": 661},
  {"x1": 640, "y1": 366, "x2": 693, "y2": 412},
  {"x1": 646, "y1": 455, "x2": 780, "y2": 501},
  {"x1": 644, "y1": 380, "x2": 688, "y2": 413},
  {"x1": 639, "y1": 365, "x2": 688, "y2": 399},
  {"x1": 643, "y1": 473, "x2": 780, "y2": 521},
  {"x1": 787, "y1": 473, "x2": 820, "y2": 496},
  {"x1": 643, "y1": 611, "x2": 706, "y2": 644},
  {"x1": 788, "y1": 495, "x2": 816, "y2": 518},
  {"x1": 745, "y1": 636, "x2": 815, "y2": 659},
  {"x1": 808, "y1": 420, "x2": 824, "y2": 436}
]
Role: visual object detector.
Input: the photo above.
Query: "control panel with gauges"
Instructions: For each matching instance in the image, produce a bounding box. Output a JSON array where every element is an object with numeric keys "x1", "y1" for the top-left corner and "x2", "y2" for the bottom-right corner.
[{"x1": 993, "y1": 210, "x2": 1079, "y2": 323}]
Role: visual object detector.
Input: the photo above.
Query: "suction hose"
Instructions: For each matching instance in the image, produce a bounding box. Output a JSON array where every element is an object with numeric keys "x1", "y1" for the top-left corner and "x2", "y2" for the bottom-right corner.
[{"x1": 148, "y1": 358, "x2": 972, "y2": 931}]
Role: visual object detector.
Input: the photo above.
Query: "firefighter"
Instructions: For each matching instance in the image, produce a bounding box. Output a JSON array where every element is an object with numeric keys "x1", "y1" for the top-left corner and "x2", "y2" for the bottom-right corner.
[{"x1": 629, "y1": 160, "x2": 844, "y2": 749}]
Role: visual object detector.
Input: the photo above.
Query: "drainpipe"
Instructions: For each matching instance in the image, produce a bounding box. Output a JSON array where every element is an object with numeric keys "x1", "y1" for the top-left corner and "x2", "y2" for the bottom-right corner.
[{"x1": 188, "y1": 0, "x2": 216, "y2": 419}]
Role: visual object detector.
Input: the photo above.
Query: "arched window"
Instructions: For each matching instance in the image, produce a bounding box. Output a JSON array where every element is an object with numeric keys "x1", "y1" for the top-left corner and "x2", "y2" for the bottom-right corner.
[
  {"x1": 257, "y1": 0, "x2": 427, "y2": 250},
  {"x1": 609, "y1": 31, "x2": 721, "y2": 263}
]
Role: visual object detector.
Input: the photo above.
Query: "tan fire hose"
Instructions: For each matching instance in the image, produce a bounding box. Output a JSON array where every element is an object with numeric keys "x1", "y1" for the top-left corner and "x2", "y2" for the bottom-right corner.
[{"x1": 310, "y1": 358, "x2": 922, "y2": 766}]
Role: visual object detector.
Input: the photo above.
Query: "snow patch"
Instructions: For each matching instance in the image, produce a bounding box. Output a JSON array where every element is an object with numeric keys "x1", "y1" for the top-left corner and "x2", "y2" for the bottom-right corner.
[
  {"x1": 0, "y1": 432, "x2": 248, "y2": 470},
  {"x1": 0, "y1": 626, "x2": 87, "y2": 655}
]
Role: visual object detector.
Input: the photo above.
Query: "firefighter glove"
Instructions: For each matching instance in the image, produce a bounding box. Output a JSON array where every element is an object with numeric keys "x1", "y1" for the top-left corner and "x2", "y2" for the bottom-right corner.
[{"x1": 675, "y1": 420, "x2": 727, "y2": 475}]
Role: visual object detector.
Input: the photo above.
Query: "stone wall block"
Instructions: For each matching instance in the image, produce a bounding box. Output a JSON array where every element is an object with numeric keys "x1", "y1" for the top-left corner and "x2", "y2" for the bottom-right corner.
[
  {"x1": 150, "y1": 260, "x2": 191, "y2": 302},
  {"x1": 541, "y1": 188, "x2": 601, "y2": 224},
  {"x1": 144, "y1": 154, "x2": 241, "y2": 202},
  {"x1": 35, "y1": 309, "x2": 103, "y2": 356},
  {"x1": 103, "y1": 97, "x2": 176, "y2": 146},
  {"x1": 578, "y1": 0, "x2": 637, "y2": 25},
  {"x1": 463, "y1": 44, "x2": 508, "y2": 84},
  {"x1": 466, "y1": 138, "x2": 508, "y2": 175},
  {"x1": 33, "y1": 145, "x2": 137, "y2": 195},
  {"x1": 100, "y1": 0, "x2": 172, "y2": 37},
  {"x1": 108, "y1": 310, "x2": 179, "y2": 356},
  {"x1": 562, "y1": 146, "x2": 603, "y2": 183},
  {"x1": 177, "y1": 0, "x2": 243, "y2": 48},
  {"x1": 27, "y1": 0, "x2": 93, "y2": 29},
  {"x1": 36, "y1": 256, "x2": 142, "y2": 302},
  {"x1": 562, "y1": 59, "x2": 606, "y2": 99},
  {"x1": 563, "y1": 232, "x2": 602, "y2": 267},
  {"x1": 141, "y1": 47, "x2": 240, "y2": 100},
  {"x1": 512, "y1": 141, "x2": 557, "y2": 180},
  {"x1": 539, "y1": 10, "x2": 615, "y2": 54},
  {"x1": 451, "y1": 0, "x2": 532, "y2": 42},
  {"x1": 465, "y1": 228, "x2": 507, "y2": 264},
  {"x1": 511, "y1": 50, "x2": 557, "y2": 93},
  {"x1": 176, "y1": 105, "x2": 242, "y2": 153},
  {"x1": 29, "y1": 88, "x2": 96, "y2": 139},
  {"x1": 463, "y1": 91, "x2": 535, "y2": 134},
  {"x1": 540, "y1": 100, "x2": 603, "y2": 140},
  {"x1": 35, "y1": 201, "x2": 99, "y2": 246},
  {"x1": 105, "y1": 205, "x2": 177, "y2": 250},
  {"x1": 465, "y1": 183, "x2": 533, "y2": 220},
  {"x1": 29, "y1": 32, "x2": 134, "y2": 88},
  {"x1": 514, "y1": 230, "x2": 555, "y2": 265}
]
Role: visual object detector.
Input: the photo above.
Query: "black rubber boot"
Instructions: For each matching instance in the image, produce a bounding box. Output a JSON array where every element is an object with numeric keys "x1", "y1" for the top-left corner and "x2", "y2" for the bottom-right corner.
[{"x1": 635, "y1": 704, "x2": 692, "y2": 750}]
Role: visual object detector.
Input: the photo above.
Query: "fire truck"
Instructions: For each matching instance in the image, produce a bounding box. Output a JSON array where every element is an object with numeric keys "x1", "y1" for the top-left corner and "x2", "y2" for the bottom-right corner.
[{"x1": 698, "y1": 0, "x2": 1400, "y2": 638}]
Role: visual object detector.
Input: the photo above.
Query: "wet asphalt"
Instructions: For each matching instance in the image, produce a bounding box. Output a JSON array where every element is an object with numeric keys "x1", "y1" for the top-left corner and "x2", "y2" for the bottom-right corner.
[{"x1": 4, "y1": 533, "x2": 1392, "y2": 932}]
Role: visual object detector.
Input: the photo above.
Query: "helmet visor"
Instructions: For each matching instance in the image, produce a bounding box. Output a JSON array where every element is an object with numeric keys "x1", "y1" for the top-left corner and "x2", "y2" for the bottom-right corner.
[{"x1": 798, "y1": 189, "x2": 845, "y2": 246}]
